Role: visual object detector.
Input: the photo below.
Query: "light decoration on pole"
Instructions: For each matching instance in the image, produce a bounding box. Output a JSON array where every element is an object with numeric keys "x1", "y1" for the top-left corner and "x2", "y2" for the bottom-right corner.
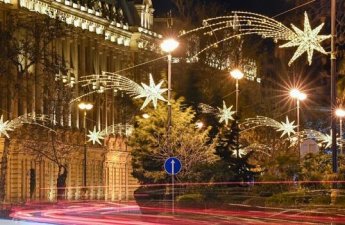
[
  {"x1": 87, "y1": 126, "x2": 104, "y2": 145},
  {"x1": 0, "y1": 114, "x2": 55, "y2": 138},
  {"x1": 217, "y1": 101, "x2": 236, "y2": 125},
  {"x1": 0, "y1": 115, "x2": 13, "y2": 138},
  {"x1": 134, "y1": 74, "x2": 168, "y2": 110},
  {"x1": 291, "y1": 129, "x2": 334, "y2": 148},
  {"x1": 199, "y1": 101, "x2": 235, "y2": 126},
  {"x1": 239, "y1": 116, "x2": 297, "y2": 138},
  {"x1": 71, "y1": 72, "x2": 167, "y2": 110},
  {"x1": 276, "y1": 116, "x2": 298, "y2": 138},
  {"x1": 179, "y1": 11, "x2": 330, "y2": 66},
  {"x1": 279, "y1": 12, "x2": 330, "y2": 66}
]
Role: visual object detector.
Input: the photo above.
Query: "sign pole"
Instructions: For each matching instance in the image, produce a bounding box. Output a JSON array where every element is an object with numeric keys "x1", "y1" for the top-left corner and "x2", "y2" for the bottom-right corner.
[
  {"x1": 171, "y1": 159, "x2": 175, "y2": 214},
  {"x1": 164, "y1": 157, "x2": 181, "y2": 215}
]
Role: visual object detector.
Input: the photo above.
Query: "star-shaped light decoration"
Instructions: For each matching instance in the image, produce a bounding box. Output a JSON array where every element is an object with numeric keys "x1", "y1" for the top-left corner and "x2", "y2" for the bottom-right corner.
[
  {"x1": 276, "y1": 116, "x2": 297, "y2": 138},
  {"x1": 280, "y1": 12, "x2": 330, "y2": 66},
  {"x1": 135, "y1": 74, "x2": 168, "y2": 110},
  {"x1": 322, "y1": 133, "x2": 332, "y2": 148},
  {"x1": 87, "y1": 126, "x2": 104, "y2": 145},
  {"x1": 217, "y1": 101, "x2": 235, "y2": 126},
  {"x1": 0, "y1": 115, "x2": 13, "y2": 138}
]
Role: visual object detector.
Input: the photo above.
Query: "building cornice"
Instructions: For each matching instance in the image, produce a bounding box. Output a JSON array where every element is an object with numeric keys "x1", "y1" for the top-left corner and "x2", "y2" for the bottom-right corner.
[{"x1": 0, "y1": 0, "x2": 162, "y2": 53}]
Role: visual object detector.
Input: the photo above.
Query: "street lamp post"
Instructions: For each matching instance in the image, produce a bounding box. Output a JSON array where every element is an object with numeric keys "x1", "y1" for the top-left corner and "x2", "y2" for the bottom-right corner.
[
  {"x1": 160, "y1": 38, "x2": 179, "y2": 214},
  {"x1": 78, "y1": 102, "x2": 93, "y2": 198},
  {"x1": 160, "y1": 38, "x2": 179, "y2": 132},
  {"x1": 331, "y1": 0, "x2": 338, "y2": 173},
  {"x1": 290, "y1": 89, "x2": 307, "y2": 157},
  {"x1": 336, "y1": 108, "x2": 345, "y2": 154},
  {"x1": 230, "y1": 69, "x2": 244, "y2": 158}
]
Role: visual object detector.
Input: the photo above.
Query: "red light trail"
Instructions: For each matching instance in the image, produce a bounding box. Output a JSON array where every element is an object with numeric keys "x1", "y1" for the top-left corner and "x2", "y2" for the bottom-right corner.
[{"x1": 9, "y1": 201, "x2": 345, "y2": 225}]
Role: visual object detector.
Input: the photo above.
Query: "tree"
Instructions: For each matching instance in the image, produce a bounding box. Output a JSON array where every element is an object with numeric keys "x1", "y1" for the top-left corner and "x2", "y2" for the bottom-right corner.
[
  {"x1": 0, "y1": 12, "x2": 67, "y2": 77},
  {"x1": 214, "y1": 120, "x2": 256, "y2": 182},
  {"x1": 23, "y1": 127, "x2": 77, "y2": 200},
  {"x1": 129, "y1": 97, "x2": 217, "y2": 184}
]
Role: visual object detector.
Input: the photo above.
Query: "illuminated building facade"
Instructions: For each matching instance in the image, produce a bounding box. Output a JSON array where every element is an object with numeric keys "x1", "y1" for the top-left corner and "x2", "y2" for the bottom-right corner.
[{"x1": 0, "y1": 0, "x2": 161, "y2": 202}]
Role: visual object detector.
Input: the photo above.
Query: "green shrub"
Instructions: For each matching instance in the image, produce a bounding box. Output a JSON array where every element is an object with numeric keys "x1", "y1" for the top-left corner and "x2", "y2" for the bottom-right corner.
[
  {"x1": 265, "y1": 191, "x2": 310, "y2": 206},
  {"x1": 176, "y1": 193, "x2": 205, "y2": 207},
  {"x1": 309, "y1": 194, "x2": 331, "y2": 205}
]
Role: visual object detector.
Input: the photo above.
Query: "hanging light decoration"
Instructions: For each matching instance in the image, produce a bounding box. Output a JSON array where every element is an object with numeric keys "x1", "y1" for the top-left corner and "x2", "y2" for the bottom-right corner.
[
  {"x1": 71, "y1": 72, "x2": 167, "y2": 110},
  {"x1": 180, "y1": 11, "x2": 330, "y2": 66}
]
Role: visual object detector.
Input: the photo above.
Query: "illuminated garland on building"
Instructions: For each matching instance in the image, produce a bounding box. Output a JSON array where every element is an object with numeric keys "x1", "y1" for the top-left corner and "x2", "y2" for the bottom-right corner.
[{"x1": 180, "y1": 11, "x2": 330, "y2": 66}]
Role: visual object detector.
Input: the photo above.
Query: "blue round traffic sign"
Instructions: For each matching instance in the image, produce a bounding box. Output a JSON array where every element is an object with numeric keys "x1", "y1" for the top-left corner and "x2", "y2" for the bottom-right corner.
[{"x1": 164, "y1": 157, "x2": 182, "y2": 175}]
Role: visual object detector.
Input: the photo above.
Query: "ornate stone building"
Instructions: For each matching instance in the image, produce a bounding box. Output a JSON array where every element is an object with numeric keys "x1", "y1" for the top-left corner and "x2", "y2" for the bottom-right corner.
[{"x1": 0, "y1": 0, "x2": 162, "y2": 202}]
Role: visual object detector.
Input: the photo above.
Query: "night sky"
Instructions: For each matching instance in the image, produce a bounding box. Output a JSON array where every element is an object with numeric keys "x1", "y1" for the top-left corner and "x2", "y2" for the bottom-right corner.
[{"x1": 152, "y1": 0, "x2": 294, "y2": 17}]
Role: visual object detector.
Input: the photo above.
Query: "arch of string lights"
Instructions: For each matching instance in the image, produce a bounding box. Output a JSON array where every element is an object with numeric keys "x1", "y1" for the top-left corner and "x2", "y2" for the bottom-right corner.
[
  {"x1": 179, "y1": 11, "x2": 330, "y2": 66},
  {"x1": 70, "y1": 72, "x2": 167, "y2": 110},
  {"x1": 199, "y1": 101, "x2": 235, "y2": 126},
  {"x1": 239, "y1": 116, "x2": 297, "y2": 138},
  {"x1": 240, "y1": 116, "x2": 339, "y2": 148},
  {"x1": 290, "y1": 129, "x2": 336, "y2": 148},
  {"x1": 0, "y1": 114, "x2": 55, "y2": 138}
]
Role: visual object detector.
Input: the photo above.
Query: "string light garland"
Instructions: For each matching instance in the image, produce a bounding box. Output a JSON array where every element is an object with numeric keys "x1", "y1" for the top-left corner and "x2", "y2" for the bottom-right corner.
[
  {"x1": 199, "y1": 101, "x2": 235, "y2": 125},
  {"x1": 180, "y1": 11, "x2": 330, "y2": 66},
  {"x1": 239, "y1": 116, "x2": 297, "y2": 138},
  {"x1": 100, "y1": 123, "x2": 134, "y2": 137},
  {"x1": 71, "y1": 72, "x2": 167, "y2": 110},
  {"x1": 291, "y1": 129, "x2": 333, "y2": 148},
  {"x1": 0, "y1": 114, "x2": 55, "y2": 138}
]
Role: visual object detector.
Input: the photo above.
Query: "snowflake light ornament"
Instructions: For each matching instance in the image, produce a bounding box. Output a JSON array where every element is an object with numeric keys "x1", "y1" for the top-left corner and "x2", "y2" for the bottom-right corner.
[
  {"x1": 0, "y1": 115, "x2": 13, "y2": 138},
  {"x1": 217, "y1": 101, "x2": 235, "y2": 125},
  {"x1": 87, "y1": 126, "x2": 104, "y2": 145},
  {"x1": 280, "y1": 12, "x2": 330, "y2": 66},
  {"x1": 276, "y1": 116, "x2": 297, "y2": 138},
  {"x1": 134, "y1": 74, "x2": 168, "y2": 110},
  {"x1": 322, "y1": 133, "x2": 332, "y2": 148}
]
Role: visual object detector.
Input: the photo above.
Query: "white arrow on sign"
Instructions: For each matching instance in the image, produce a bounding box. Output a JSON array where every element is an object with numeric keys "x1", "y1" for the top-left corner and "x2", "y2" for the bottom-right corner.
[{"x1": 171, "y1": 159, "x2": 175, "y2": 175}]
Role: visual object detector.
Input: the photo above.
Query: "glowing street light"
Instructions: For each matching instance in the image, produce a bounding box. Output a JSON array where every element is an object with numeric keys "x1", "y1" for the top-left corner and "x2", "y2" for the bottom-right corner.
[
  {"x1": 336, "y1": 108, "x2": 345, "y2": 154},
  {"x1": 289, "y1": 89, "x2": 307, "y2": 156},
  {"x1": 78, "y1": 101, "x2": 93, "y2": 197},
  {"x1": 160, "y1": 38, "x2": 179, "y2": 132},
  {"x1": 160, "y1": 39, "x2": 179, "y2": 53},
  {"x1": 230, "y1": 69, "x2": 244, "y2": 114}
]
